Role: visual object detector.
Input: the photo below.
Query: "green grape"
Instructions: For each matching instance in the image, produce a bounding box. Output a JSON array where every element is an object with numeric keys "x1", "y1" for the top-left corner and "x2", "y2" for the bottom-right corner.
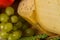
[
  {"x1": 8, "y1": 34, "x2": 17, "y2": 40},
  {"x1": 24, "y1": 29, "x2": 34, "y2": 36},
  {"x1": 11, "y1": 15, "x2": 18, "y2": 23},
  {"x1": 4, "y1": 23, "x2": 13, "y2": 32},
  {"x1": 13, "y1": 26, "x2": 17, "y2": 31},
  {"x1": 21, "y1": 24, "x2": 28, "y2": 30},
  {"x1": 12, "y1": 31, "x2": 22, "y2": 39},
  {"x1": 19, "y1": 17, "x2": 26, "y2": 23},
  {"x1": 8, "y1": 31, "x2": 22, "y2": 40},
  {"x1": 0, "y1": 23, "x2": 5, "y2": 31},
  {"x1": 15, "y1": 21, "x2": 22, "y2": 28},
  {"x1": 0, "y1": 32, "x2": 8, "y2": 38},
  {"x1": 0, "y1": 14, "x2": 9, "y2": 22},
  {"x1": 5, "y1": 7, "x2": 14, "y2": 16},
  {"x1": 0, "y1": 23, "x2": 13, "y2": 32}
]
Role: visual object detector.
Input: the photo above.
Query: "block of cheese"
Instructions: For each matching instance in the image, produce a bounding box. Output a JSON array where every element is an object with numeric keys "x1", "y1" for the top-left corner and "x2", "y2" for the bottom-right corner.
[
  {"x1": 17, "y1": 0, "x2": 56, "y2": 36},
  {"x1": 35, "y1": 0, "x2": 60, "y2": 35},
  {"x1": 17, "y1": 0, "x2": 36, "y2": 24}
]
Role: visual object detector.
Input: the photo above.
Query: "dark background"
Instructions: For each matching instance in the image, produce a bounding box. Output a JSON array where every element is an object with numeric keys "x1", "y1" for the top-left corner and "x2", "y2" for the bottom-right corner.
[{"x1": 0, "y1": 0, "x2": 21, "y2": 13}]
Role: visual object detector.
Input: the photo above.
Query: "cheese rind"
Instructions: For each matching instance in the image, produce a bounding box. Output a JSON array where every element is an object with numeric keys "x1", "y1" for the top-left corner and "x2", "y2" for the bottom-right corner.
[{"x1": 35, "y1": 0, "x2": 60, "y2": 34}]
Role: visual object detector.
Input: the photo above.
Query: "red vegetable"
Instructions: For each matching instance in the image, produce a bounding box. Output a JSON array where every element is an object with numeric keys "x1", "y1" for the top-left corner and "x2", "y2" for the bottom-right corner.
[{"x1": 0, "y1": 0, "x2": 14, "y2": 8}]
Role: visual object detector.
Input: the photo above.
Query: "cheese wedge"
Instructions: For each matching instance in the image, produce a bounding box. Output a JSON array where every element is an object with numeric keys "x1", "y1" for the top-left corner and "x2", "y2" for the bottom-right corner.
[
  {"x1": 17, "y1": 0, "x2": 56, "y2": 36},
  {"x1": 35, "y1": 0, "x2": 60, "y2": 35},
  {"x1": 18, "y1": 0, "x2": 36, "y2": 24}
]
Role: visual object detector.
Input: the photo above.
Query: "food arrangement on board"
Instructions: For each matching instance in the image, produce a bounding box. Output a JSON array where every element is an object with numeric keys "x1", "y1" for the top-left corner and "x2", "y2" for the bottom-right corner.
[{"x1": 0, "y1": 0, "x2": 60, "y2": 40}]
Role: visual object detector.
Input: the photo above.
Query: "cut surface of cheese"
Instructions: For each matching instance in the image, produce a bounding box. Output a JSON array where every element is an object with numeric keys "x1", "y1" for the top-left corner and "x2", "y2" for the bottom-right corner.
[
  {"x1": 18, "y1": 0, "x2": 35, "y2": 17},
  {"x1": 35, "y1": 0, "x2": 60, "y2": 34},
  {"x1": 17, "y1": 0, "x2": 36, "y2": 24}
]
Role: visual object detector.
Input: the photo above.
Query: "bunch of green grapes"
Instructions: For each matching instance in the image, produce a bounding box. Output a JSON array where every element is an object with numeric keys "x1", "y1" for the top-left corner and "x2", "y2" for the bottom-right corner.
[{"x1": 0, "y1": 7, "x2": 35, "y2": 40}]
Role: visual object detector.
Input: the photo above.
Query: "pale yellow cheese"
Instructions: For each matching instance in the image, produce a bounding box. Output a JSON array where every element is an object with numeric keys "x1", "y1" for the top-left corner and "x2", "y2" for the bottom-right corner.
[
  {"x1": 17, "y1": 0, "x2": 57, "y2": 36},
  {"x1": 17, "y1": 0, "x2": 37, "y2": 24},
  {"x1": 35, "y1": 0, "x2": 60, "y2": 35}
]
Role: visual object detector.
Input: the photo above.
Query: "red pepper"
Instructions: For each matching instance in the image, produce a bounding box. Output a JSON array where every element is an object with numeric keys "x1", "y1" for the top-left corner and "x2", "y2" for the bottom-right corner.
[{"x1": 0, "y1": 0, "x2": 14, "y2": 8}]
